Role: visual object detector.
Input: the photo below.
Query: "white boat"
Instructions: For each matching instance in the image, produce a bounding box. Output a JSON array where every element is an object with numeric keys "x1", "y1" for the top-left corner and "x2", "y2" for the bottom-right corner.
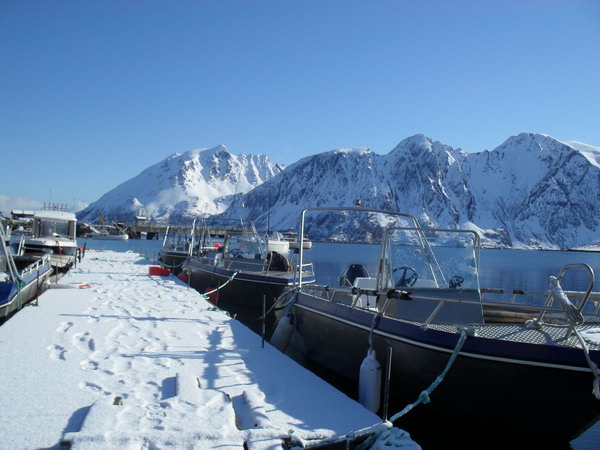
[
  {"x1": 12, "y1": 211, "x2": 78, "y2": 272},
  {"x1": 283, "y1": 230, "x2": 312, "y2": 249},
  {"x1": 86, "y1": 229, "x2": 129, "y2": 240},
  {"x1": 266, "y1": 231, "x2": 290, "y2": 254}
]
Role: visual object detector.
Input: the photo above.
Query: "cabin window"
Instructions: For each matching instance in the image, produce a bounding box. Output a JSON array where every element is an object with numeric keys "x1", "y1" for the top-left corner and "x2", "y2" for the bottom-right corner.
[{"x1": 36, "y1": 219, "x2": 71, "y2": 238}]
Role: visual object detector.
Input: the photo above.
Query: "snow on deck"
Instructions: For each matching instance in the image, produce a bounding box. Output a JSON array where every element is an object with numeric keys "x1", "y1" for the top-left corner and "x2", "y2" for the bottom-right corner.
[{"x1": 0, "y1": 250, "x2": 405, "y2": 449}]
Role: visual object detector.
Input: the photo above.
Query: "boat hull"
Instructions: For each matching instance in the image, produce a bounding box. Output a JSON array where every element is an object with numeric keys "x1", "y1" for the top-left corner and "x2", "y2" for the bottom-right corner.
[
  {"x1": 185, "y1": 259, "x2": 306, "y2": 337},
  {"x1": 279, "y1": 291, "x2": 600, "y2": 441},
  {"x1": 89, "y1": 234, "x2": 129, "y2": 240},
  {"x1": 158, "y1": 251, "x2": 188, "y2": 275},
  {"x1": 0, "y1": 264, "x2": 52, "y2": 319},
  {"x1": 21, "y1": 241, "x2": 77, "y2": 272}
]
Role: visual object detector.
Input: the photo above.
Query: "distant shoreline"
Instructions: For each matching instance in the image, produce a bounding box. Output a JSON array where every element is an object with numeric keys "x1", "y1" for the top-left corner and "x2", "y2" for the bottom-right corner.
[{"x1": 313, "y1": 239, "x2": 600, "y2": 252}]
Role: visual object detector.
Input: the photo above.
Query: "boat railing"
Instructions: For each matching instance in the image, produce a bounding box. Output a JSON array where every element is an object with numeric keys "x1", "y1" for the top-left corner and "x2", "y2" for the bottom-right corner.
[
  {"x1": 196, "y1": 254, "x2": 285, "y2": 274},
  {"x1": 482, "y1": 288, "x2": 600, "y2": 316},
  {"x1": 291, "y1": 262, "x2": 315, "y2": 283},
  {"x1": 19, "y1": 254, "x2": 51, "y2": 278},
  {"x1": 536, "y1": 264, "x2": 596, "y2": 326},
  {"x1": 300, "y1": 282, "x2": 600, "y2": 326},
  {"x1": 15, "y1": 234, "x2": 26, "y2": 256}
]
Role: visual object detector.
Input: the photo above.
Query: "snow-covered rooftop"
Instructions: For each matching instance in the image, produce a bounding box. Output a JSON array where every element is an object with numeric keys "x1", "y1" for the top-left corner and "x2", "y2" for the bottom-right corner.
[{"x1": 34, "y1": 210, "x2": 77, "y2": 221}]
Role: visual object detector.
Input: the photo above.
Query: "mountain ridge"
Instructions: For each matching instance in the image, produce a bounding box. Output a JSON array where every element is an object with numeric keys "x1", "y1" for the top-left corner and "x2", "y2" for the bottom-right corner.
[
  {"x1": 225, "y1": 133, "x2": 599, "y2": 250},
  {"x1": 77, "y1": 134, "x2": 600, "y2": 250}
]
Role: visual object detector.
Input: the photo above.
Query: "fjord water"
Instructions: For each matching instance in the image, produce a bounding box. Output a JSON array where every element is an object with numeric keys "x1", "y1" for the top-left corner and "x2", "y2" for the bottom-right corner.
[{"x1": 81, "y1": 238, "x2": 599, "y2": 448}]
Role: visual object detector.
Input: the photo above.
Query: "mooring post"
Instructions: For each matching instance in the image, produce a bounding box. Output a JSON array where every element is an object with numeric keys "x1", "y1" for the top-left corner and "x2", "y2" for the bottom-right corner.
[
  {"x1": 261, "y1": 295, "x2": 266, "y2": 348},
  {"x1": 383, "y1": 346, "x2": 393, "y2": 421}
]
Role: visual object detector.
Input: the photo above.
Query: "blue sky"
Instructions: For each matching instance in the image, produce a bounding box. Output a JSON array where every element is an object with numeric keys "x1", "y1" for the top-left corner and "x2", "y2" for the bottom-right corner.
[{"x1": 1, "y1": 0, "x2": 599, "y2": 211}]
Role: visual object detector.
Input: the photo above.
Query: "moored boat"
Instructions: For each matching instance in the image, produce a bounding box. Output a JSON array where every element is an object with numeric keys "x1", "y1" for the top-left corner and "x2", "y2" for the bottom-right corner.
[
  {"x1": 85, "y1": 228, "x2": 129, "y2": 240},
  {"x1": 265, "y1": 231, "x2": 290, "y2": 254},
  {"x1": 283, "y1": 230, "x2": 312, "y2": 249},
  {"x1": 272, "y1": 206, "x2": 600, "y2": 442},
  {"x1": 183, "y1": 218, "x2": 316, "y2": 337},
  {"x1": 158, "y1": 221, "x2": 196, "y2": 275},
  {"x1": 12, "y1": 211, "x2": 78, "y2": 273},
  {"x1": 1, "y1": 221, "x2": 52, "y2": 320}
]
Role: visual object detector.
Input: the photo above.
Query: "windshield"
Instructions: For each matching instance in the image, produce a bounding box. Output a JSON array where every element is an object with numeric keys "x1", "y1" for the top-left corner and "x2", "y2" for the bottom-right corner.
[
  {"x1": 224, "y1": 232, "x2": 266, "y2": 260},
  {"x1": 381, "y1": 227, "x2": 480, "y2": 290},
  {"x1": 36, "y1": 218, "x2": 75, "y2": 239}
]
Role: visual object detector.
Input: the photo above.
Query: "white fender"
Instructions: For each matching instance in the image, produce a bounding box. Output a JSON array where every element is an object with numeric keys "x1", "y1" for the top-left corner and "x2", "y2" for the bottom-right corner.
[
  {"x1": 359, "y1": 348, "x2": 381, "y2": 413},
  {"x1": 270, "y1": 313, "x2": 294, "y2": 351}
]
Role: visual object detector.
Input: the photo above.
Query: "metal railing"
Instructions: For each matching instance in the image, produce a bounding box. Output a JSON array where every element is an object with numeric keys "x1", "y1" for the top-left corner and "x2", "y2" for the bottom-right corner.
[{"x1": 299, "y1": 266, "x2": 599, "y2": 328}]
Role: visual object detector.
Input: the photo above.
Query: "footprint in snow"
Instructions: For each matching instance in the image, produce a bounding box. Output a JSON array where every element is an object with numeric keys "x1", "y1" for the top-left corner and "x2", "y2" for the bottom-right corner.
[
  {"x1": 80, "y1": 359, "x2": 100, "y2": 371},
  {"x1": 47, "y1": 344, "x2": 67, "y2": 361},
  {"x1": 56, "y1": 321, "x2": 74, "y2": 334},
  {"x1": 71, "y1": 332, "x2": 96, "y2": 353},
  {"x1": 80, "y1": 381, "x2": 111, "y2": 396}
]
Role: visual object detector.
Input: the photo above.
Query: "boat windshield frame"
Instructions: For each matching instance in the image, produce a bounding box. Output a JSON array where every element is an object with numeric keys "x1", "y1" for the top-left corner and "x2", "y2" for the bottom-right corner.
[
  {"x1": 379, "y1": 226, "x2": 481, "y2": 291},
  {"x1": 297, "y1": 206, "x2": 421, "y2": 286},
  {"x1": 194, "y1": 217, "x2": 266, "y2": 261}
]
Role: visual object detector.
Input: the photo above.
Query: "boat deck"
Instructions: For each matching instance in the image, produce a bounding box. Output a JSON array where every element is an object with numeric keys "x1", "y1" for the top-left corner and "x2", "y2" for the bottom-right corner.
[{"x1": 409, "y1": 319, "x2": 600, "y2": 350}]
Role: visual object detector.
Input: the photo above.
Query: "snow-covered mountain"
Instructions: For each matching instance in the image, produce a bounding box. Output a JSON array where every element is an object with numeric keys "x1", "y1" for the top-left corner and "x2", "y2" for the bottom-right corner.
[
  {"x1": 77, "y1": 145, "x2": 284, "y2": 222},
  {"x1": 225, "y1": 133, "x2": 600, "y2": 249}
]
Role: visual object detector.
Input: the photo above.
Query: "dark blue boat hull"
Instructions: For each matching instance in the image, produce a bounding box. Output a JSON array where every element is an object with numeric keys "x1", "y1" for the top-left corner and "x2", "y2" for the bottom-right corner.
[
  {"x1": 281, "y1": 291, "x2": 600, "y2": 441},
  {"x1": 0, "y1": 263, "x2": 52, "y2": 319},
  {"x1": 185, "y1": 259, "x2": 314, "y2": 337}
]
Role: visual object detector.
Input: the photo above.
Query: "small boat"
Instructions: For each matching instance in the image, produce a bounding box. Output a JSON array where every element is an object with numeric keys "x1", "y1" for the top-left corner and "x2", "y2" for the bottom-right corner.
[
  {"x1": 183, "y1": 218, "x2": 316, "y2": 336},
  {"x1": 265, "y1": 231, "x2": 290, "y2": 254},
  {"x1": 158, "y1": 221, "x2": 197, "y2": 275},
  {"x1": 1, "y1": 221, "x2": 52, "y2": 319},
  {"x1": 85, "y1": 229, "x2": 129, "y2": 240},
  {"x1": 12, "y1": 211, "x2": 78, "y2": 273},
  {"x1": 272, "y1": 206, "x2": 600, "y2": 442},
  {"x1": 283, "y1": 230, "x2": 313, "y2": 249}
]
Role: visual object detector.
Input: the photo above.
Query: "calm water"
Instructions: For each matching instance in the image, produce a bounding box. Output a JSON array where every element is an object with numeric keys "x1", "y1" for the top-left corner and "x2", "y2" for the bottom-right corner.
[{"x1": 80, "y1": 237, "x2": 600, "y2": 448}]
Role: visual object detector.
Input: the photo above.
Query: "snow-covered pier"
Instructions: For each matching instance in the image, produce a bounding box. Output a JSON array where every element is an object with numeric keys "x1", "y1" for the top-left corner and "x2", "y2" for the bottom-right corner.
[{"x1": 0, "y1": 250, "x2": 418, "y2": 449}]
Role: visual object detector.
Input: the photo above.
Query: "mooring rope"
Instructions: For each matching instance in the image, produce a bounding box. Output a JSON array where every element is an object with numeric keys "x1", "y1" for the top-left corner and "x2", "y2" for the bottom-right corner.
[
  {"x1": 15, "y1": 277, "x2": 24, "y2": 310},
  {"x1": 201, "y1": 271, "x2": 239, "y2": 297},
  {"x1": 390, "y1": 327, "x2": 472, "y2": 422},
  {"x1": 159, "y1": 260, "x2": 186, "y2": 269},
  {"x1": 354, "y1": 327, "x2": 472, "y2": 449},
  {"x1": 572, "y1": 328, "x2": 600, "y2": 399}
]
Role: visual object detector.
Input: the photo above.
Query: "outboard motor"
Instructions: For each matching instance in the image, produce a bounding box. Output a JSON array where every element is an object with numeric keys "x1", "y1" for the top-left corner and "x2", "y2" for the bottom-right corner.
[
  {"x1": 266, "y1": 251, "x2": 290, "y2": 272},
  {"x1": 339, "y1": 264, "x2": 369, "y2": 287}
]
